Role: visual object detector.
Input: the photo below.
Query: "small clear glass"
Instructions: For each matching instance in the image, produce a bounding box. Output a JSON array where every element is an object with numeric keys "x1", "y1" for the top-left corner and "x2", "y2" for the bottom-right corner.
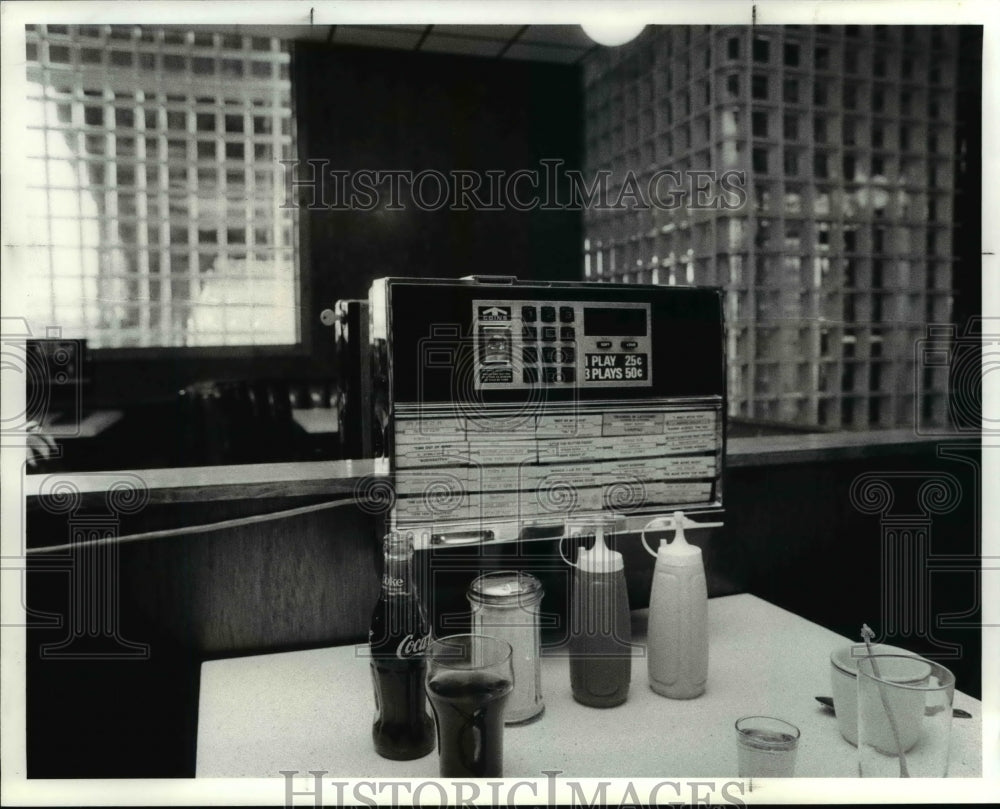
[{"x1": 735, "y1": 715, "x2": 800, "y2": 777}]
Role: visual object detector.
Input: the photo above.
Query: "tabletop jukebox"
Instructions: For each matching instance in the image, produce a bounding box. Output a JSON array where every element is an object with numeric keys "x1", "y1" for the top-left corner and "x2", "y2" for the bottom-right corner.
[{"x1": 367, "y1": 276, "x2": 725, "y2": 548}]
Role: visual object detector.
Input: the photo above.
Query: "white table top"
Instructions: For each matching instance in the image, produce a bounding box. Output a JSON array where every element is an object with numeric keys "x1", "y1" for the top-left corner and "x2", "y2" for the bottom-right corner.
[{"x1": 196, "y1": 593, "x2": 981, "y2": 778}]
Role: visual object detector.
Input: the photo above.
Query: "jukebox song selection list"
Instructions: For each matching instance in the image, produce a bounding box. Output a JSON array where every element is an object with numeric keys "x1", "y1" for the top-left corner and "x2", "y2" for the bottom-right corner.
[{"x1": 392, "y1": 406, "x2": 720, "y2": 524}]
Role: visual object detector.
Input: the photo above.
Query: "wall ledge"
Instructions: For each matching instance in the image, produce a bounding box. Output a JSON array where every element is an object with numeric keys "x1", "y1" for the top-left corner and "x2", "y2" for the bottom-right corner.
[
  {"x1": 726, "y1": 428, "x2": 972, "y2": 468},
  {"x1": 23, "y1": 430, "x2": 975, "y2": 507}
]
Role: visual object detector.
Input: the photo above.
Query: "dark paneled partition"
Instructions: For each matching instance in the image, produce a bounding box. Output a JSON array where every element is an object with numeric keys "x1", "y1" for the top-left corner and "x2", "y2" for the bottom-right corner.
[
  {"x1": 25, "y1": 487, "x2": 380, "y2": 778},
  {"x1": 293, "y1": 43, "x2": 584, "y2": 303}
]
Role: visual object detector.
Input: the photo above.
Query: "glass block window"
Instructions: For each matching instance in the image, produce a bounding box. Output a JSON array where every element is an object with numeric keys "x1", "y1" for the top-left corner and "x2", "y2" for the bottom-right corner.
[
  {"x1": 578, "y1": 24, "x2": 967, "y2": 430},
  {"x1": 22, "y1": 24, "x2": 298, "y2": 348}
]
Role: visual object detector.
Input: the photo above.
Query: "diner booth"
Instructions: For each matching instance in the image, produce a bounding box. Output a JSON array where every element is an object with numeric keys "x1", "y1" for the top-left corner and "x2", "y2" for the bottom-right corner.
[
  {"x1": 19, "y1": 25, "x2": 983, "y2": 787},
  {"x1": 23, "y1": 421, "x2": 983, "y2": 779}
]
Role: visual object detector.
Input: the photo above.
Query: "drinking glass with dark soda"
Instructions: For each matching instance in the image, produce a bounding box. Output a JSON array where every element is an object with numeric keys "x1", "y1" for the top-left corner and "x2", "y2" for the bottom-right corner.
[{"x1": 425, "y1": 634, "x2": 514, "y2": 778}]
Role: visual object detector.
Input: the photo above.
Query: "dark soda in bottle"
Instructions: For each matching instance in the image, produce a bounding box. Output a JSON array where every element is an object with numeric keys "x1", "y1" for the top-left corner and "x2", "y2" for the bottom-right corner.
[{"x1": 369, "y1": 531, "x2": 435, "y2": 760}]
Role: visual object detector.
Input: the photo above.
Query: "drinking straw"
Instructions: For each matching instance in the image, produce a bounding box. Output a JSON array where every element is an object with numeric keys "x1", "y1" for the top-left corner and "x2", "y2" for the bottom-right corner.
[{"x1": 861, "y1": 624, "x2": 910, "y2": 777}]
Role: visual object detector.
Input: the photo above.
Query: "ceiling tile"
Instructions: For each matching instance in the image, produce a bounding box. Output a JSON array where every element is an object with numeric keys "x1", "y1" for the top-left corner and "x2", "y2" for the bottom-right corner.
[
  {"x1": 230, "y1": 22, "x2": 595, "y2": 63},
  {"x1": 502, "y1": 42, "x2": 588, "y2": 64},
  {"x1": 364, "y1": 24, "x2": 429, "y2": 33},
  {"x1": 519, "y1": 25, "x2": 593, "y2": 48},
  {"x1": 430, "y1": 24, "x2": 524, "y2": 40},
  {"x1": 420, "y1": 34, "x2": 506, "y2": 57},
  {"x1": 333, "y1": 26, "x2": 424, "y2": 50}
]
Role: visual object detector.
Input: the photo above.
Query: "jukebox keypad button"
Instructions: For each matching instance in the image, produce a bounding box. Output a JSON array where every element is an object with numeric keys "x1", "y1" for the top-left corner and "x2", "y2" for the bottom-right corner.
[
  {"x1": 541, "y1": 306, "x2": 556, "y2": 322},
  {"x1": 523, "y1": 347, "x2": 538, "y2": 364},
  {"x1": 522, "y1": 326, "x2": 537, "y2": 342},
  {"x1": 541, "y1": 346, "x2": 557, "y2": 364},
  {"x1": 622, "y1": 340, "x2": 638, "y2": 350},
  {"x1": 521, "y1": 305, "x2": 537, "y2": 322},
  {"x1": 523, "y1": 367, "x2": 539, "y2": 384},
  {"x1": 557, "y1": 346, "x2": 575, "y2": 364},
  {"x1": 543, "y1": 367, "x2": 574, "y2": 383},
  {"x1": 561, "y1": 326, "x2": 575, "y2": 341},
  {"x1": 596, "y1": 340, "x2": 613, "y2": 350},
  {"x1": 559, "y1": 306, "x2": 575, "y2": 323},
  {"x1": 542, "y1": 327, "x2": 557, "y2": 342}
]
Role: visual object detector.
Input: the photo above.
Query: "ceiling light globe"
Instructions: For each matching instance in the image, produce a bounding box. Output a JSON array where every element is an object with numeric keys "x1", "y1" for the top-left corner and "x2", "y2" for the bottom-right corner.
[{"x1": 581, "y1": 22, "x2": 646, "y2": 47}]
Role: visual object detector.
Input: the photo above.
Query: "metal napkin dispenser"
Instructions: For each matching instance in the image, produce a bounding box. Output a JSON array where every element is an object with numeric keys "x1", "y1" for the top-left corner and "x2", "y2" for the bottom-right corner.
[{"x1": 368, "y1": 276, "x2": 725, "y2": 548}]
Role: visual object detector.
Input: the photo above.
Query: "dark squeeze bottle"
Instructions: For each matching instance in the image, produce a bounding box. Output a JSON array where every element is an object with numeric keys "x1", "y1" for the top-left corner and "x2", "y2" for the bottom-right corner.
[
  {"x1": 568, "y1": 525, "x2": 632, "y2": 708},
  {"x1": 368, "y1": 531, "x2": 435, "y2": 760}
]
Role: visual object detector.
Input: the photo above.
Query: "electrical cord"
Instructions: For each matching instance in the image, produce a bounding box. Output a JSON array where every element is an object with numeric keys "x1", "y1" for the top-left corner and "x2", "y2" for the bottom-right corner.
[{"x1": 25, "y1": 497, "x2": 368, "y2": 555}]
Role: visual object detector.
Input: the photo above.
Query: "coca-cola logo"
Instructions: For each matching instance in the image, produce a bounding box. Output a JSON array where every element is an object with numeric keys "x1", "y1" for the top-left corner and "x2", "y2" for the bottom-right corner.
[
  {"x1": 396, "y1": 633, "x2": 429, "y2": 658},
  {"x1": 382, "y1": 574, "x2": 404, "y2": 588}
]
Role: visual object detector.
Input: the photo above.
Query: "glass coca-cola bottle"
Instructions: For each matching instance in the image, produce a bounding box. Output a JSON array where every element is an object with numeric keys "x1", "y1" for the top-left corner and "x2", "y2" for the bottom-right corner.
[{"x1": 368, "y1": 531, "x2": 435, "y2": 759}]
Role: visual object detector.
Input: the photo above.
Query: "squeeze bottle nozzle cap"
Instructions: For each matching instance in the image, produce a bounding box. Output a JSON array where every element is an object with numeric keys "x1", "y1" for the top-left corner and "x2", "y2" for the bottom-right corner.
[
  {"x1": 640, "y1": 511, "x2": 723, "y2": 558},
  {"x1": 577, "y1": 524, "x2": 624, "y2": 573},
  {"x1": 658, "y1": 511, "x2": 704, "y2": 564},
  {"x1": 670, "y1": 510, "x2": 692, "y2": 545}
]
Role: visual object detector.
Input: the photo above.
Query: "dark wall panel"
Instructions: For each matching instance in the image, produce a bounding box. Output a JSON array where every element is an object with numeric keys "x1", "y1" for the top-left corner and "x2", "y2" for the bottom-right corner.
[
  {"x1": 25, "y1": 496, "x2": 381, "y2": 778},
  {"x1": 294, "y1": 44, "x2": 584, "y2": 305},
  {"x1": 718, "y1": 447, "x2": 982, "y2": 702}
]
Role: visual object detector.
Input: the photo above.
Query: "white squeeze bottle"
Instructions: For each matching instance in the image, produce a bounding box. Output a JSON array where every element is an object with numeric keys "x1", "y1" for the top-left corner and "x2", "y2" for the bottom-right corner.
[{"x1": 643, "y1": 511, "x2": 722, "y2": 699}]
